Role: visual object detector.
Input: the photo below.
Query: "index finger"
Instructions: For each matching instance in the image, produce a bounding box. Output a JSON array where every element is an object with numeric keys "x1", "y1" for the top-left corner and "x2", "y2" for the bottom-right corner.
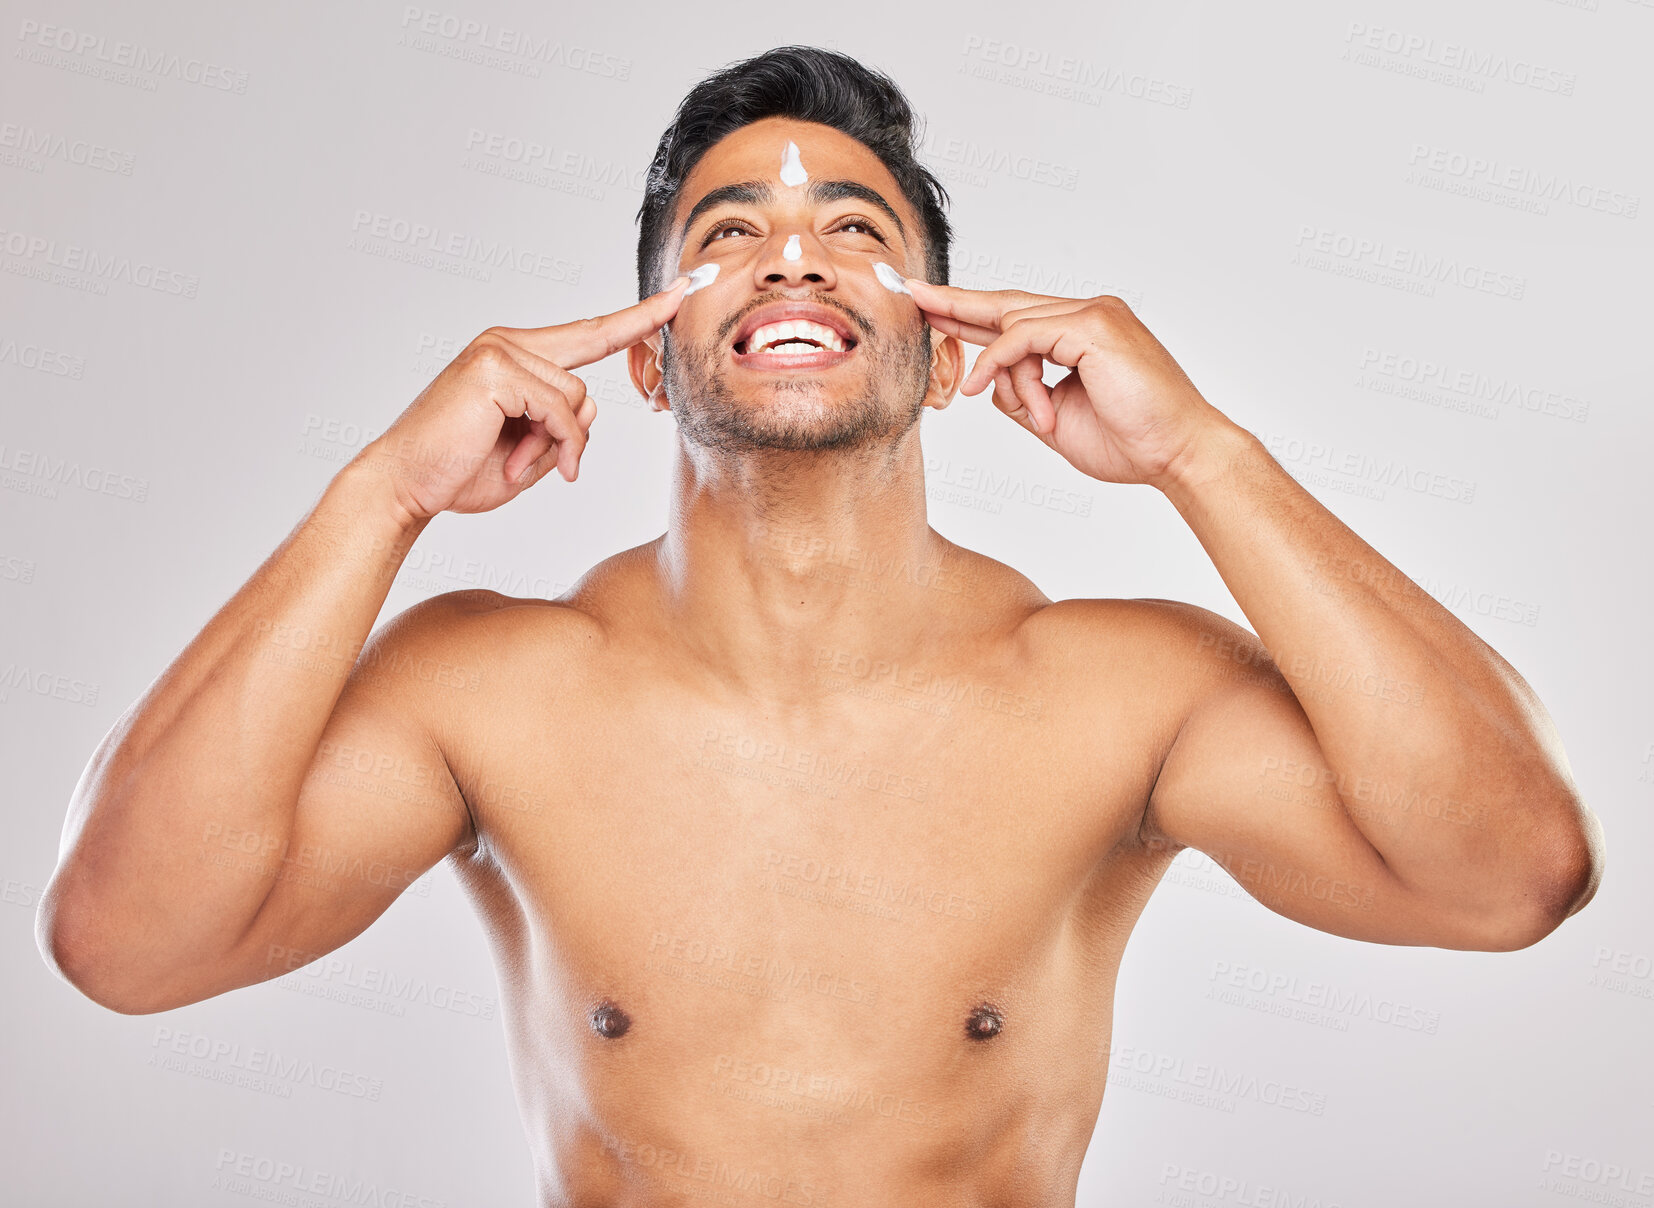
[
  {"x1": 904, "y1": 279, "x2": 1062, "y2": 335},
  {"x1": 509, "y1": 275, "x2": 691, "y2": 369},
  {"x1": 915, "y1": 309, "x2": 1002, "y2": 348}
]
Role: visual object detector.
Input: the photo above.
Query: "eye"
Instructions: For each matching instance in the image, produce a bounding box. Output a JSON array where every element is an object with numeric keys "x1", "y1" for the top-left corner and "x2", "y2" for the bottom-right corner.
[
  {"x1": 702, "y1": 218, "x2": 755, "y2": 245},
  {"x1": 833, "y1": 217, "x2": 887, "y2": 242}
]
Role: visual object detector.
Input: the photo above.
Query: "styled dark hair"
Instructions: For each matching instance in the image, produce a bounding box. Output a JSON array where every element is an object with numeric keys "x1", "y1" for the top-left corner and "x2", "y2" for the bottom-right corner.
[{"x1": 635, "y1": 45, "x2": 952, "y2": 299}]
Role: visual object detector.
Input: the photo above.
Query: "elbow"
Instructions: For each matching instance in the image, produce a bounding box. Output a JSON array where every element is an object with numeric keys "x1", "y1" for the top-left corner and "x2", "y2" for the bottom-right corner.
[
  {"x1": 1475, "y1": 798, "x2": 1606, "y2": 952},
  {"x1": 1548, "y1": 799, "x2": 1607, "y2": 920},
  {"x1": 36, "y1": 883, "x2": 179, "y2": 1016}
]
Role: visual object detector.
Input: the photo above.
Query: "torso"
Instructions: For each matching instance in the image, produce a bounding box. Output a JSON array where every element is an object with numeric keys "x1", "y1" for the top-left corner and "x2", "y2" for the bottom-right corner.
[{"x1": 435, "y1": 536, "x2": 1187, "y2": 1208}]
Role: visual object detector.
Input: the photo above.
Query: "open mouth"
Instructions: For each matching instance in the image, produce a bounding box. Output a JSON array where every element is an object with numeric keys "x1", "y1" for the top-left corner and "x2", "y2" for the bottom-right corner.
[{"x1": 732, "y1": 318, "x2": 859, "y2": 370}]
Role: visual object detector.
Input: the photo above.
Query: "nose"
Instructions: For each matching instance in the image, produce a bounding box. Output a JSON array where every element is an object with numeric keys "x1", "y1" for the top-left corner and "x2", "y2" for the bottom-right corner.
[{"x1": 755, "y1": 229, "x2": 837, "y2": 290}]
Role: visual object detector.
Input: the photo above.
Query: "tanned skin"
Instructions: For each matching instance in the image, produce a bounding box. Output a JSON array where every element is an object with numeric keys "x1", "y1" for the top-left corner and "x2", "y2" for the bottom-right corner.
[{"x1": 39, "y1": 116, "x2": 1603, "y2": 1207}]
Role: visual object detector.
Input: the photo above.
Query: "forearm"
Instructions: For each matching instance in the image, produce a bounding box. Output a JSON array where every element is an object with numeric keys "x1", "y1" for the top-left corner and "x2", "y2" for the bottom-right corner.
[
  {"x1": 41, "y1": 456, "x2": 430, "y2": 980},
  {"x1": 1160, "y1": 421, "x2": 1599, "y2": 915}
]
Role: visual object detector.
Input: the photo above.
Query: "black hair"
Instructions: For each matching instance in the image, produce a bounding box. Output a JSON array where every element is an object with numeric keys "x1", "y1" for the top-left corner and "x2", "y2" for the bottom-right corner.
[{"x1": 635, "y1": 45, "x2": 952, "y2": 300}]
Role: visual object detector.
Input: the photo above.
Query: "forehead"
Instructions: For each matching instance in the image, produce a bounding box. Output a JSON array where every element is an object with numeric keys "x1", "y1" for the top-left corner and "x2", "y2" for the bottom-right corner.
[{"x1": 673, "y1": 117, "x2": 913, "y2": 228}]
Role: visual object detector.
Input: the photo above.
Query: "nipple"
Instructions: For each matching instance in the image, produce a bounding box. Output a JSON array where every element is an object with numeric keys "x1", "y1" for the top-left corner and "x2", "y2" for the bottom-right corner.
[
  {"x1": 965, "y1": 1003, "x2": 1003, "y2": 1041},
  {"x1": 589, "y1": 1000, "x2": 632, "y2": 1039}
]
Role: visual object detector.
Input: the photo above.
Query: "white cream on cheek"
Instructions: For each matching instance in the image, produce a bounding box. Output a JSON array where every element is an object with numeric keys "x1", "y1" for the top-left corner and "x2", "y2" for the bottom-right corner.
[
  {"x1": 682, "y1": 262, "x2": 719, "y2": 296},
  {"x1": 872, "y1": 261, "x2": 911, "y2": 295},
  {"x1": 779, "y1": 140, "x2": 808, "y2": 187},
  {"x1": 782, "y1": 234, "x2": 802, "y2": 261}
]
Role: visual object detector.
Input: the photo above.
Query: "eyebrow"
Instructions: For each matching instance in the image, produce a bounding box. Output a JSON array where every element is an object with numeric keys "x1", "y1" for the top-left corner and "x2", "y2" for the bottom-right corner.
[{"x1": 676, "y1": 178, "x2": 909, "y2": 247}]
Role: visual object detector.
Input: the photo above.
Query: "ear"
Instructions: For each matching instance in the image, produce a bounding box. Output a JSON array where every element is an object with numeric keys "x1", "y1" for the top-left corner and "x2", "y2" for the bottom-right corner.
[
  {"x1": 921, "y1": 331, "x2": 967, "y2": 413},
  {"x1": 627, "y1": 332, "x2": 671, "y2": 412}
]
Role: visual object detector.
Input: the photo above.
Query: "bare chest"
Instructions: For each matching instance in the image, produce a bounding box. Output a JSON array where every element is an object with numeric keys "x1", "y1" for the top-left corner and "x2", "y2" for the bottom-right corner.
[
  {"x1": 442, "y1": 626, "x2": 1177, "y2": 1197},
  {"x1": 456, "y1": 637, "x2": 1162, "y2": 1039}
]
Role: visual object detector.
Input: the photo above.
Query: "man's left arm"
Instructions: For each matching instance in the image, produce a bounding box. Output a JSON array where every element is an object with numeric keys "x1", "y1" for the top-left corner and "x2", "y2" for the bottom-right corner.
[
  {"x1": 906, "y1": 278, "x2": 1605, "y2": 950},
  {"x1": 1148, "y1": 425, "x2": 1601, "y2": 949}
]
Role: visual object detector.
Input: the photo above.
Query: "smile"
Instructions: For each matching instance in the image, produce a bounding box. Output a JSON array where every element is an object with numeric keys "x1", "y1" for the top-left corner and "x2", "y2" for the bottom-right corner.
[
  {"x1": 730, "y1": 311, "x2": 860, "y2": 372},
  {"x1": 740, "y1": 319, "x2": 850, "y2": 354}
]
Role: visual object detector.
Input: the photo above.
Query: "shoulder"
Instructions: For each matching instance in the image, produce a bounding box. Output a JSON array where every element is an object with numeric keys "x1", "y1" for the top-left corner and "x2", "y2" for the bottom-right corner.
[
  {"x1": 362, "y1": 539, "x2": 681, "y2": 678},
  {"x1": 929, "y1": 537, "x2": 1279, "y2": 688},
  {"x1": 1018, "y1": 592, "x2": 1276, "y2": 668},
  {"x1": 368, "y1": 587, "x2": 602, "y2": 654},
  {"x1": 1015, "y1": 595, "x2": 1290, "y2": 718},
  {"x1": 353, "y1": 587, "x2": 606, "y2": 707},
  {"x1": 1018, "y1": 597, "x2": 1294, "y2": 853}
]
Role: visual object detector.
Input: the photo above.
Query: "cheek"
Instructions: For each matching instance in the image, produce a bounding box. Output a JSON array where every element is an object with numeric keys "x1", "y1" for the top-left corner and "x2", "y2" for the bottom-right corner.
[
  {"x1": 664, "y1": 321, "x2": 722, "y2": 366},
  {"x1": 871, "y1": 261, "x2": 912, "y2": 296},
  {"x1": 682, "y1": 262, "x2": 720, "y2": 295}
]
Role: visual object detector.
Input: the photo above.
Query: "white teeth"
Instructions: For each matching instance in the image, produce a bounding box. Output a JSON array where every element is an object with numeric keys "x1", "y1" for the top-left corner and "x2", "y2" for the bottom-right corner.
[{"x1": 744, "y1": 318, "x2": 847, "y2": 354}]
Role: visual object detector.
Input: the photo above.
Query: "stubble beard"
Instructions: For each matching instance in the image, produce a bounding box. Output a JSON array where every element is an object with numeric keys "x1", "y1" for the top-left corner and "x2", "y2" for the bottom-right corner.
[{"x1": 659, "y1": 306, "x2": 934, "y2": 455}]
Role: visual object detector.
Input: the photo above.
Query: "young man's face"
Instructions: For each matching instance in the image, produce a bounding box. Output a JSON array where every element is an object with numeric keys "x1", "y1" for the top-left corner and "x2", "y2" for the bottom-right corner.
[{"x1": 630, "y1": 116, "x2": 964, "y2": 454}]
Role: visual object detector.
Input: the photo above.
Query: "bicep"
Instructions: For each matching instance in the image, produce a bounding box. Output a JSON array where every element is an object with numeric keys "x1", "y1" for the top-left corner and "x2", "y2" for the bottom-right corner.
[
  {"x1": 214, "y1": 600, "x2": 476, "y2": 993},
  {"x1": 1141, "y1": 609, "x2": 1465, "y2": 946}
]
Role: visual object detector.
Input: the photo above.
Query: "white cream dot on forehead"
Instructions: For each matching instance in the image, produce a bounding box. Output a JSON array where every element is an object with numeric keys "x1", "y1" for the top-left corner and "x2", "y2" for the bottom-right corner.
[
  {"x1": 779, "y1": 140, "x2": 808, "y2": 187},
  {"x1": 782, "y1": 234, "x2": 802, "y2": 261},
  {"x1": 872, "y1": 261, "x2": 911, "y2": 295}
]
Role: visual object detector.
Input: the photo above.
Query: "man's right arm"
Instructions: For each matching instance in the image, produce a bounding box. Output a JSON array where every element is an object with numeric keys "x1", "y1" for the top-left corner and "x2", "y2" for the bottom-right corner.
[
  {"x1": 35, "y1": 462, "x2": 472, "y2": 1014},
  {"x1": 35, "y1": 279, "x2": 693, "y2": 1014}
]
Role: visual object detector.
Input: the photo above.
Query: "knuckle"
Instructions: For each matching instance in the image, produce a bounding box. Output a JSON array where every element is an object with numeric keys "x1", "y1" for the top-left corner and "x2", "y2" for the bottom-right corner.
[
  {"x1": 532, "y1": 383, "x2": 562, "y2": 421},
  {"x1": 551, "y1": 389, "x2": 581, "y2": 429},
  {"x1": 461, "y1": 341, "x2": 512, "y2": 375},
  {"x1": 549, "y1": 392, "x2": 582, "y2": 430}
]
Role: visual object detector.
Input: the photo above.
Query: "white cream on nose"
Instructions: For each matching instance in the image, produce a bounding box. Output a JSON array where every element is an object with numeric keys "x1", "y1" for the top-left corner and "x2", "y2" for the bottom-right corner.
[{"x1": 782, "y1": 234, "x2": 802, "y2": 261}]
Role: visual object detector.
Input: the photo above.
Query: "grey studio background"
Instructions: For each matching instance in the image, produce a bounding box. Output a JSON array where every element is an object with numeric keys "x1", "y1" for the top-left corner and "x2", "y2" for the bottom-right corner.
[{"x1": 2, "y1": 0, "x2": 1650, "y2": 1204}]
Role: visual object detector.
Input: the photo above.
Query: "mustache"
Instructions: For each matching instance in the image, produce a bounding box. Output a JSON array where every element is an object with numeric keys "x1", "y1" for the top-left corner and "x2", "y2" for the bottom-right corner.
[{"x1": 710, "y1": 292, "x2": 871, "y2": 347}]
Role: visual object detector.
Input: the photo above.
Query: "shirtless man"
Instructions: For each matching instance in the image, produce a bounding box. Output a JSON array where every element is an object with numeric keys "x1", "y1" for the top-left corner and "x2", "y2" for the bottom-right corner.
[{"x1": 39, "y1": 45, "x2": 1602, "y2": 1208}]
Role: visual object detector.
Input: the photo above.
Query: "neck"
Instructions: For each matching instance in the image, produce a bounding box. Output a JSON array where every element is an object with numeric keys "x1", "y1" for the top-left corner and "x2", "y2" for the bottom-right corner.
[{"x1": 652, "y1": 424, "x2": 956, "y2": 705}]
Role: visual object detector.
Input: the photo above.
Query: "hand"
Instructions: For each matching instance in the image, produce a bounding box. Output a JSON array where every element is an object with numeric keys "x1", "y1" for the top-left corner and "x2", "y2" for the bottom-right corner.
[
  {"x1": 905, "y1": 279, "x2": 1234, "y2": 489},
  {"x1": 354, "y1": 276, "x2": 691, "y2": 520}
]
